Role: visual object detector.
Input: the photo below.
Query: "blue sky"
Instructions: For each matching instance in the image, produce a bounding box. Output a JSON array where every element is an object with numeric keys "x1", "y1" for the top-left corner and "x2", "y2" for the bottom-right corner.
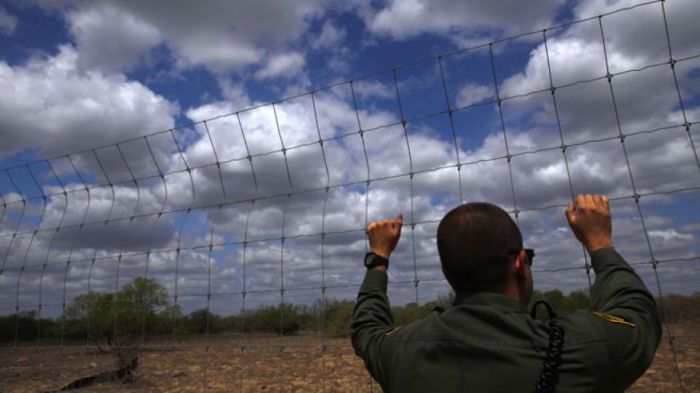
[{"x1": 0, "y1": 0, "x2": 699, "y2": 318}]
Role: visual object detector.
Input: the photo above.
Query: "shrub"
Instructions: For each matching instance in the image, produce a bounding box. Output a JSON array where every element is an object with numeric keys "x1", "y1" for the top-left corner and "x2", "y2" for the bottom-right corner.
[
  {"x1": 320, "y1": 299, "x2": 355, "y2": 338},
  {"x1": 242, "y1": 303, "x2": 308, "y2": 335}
]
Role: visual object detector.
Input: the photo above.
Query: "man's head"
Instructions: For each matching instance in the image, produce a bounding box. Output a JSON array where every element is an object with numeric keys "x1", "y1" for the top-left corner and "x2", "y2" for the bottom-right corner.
[{"x1": 437, "y1": 202, "x2": 532, "y2": 303}]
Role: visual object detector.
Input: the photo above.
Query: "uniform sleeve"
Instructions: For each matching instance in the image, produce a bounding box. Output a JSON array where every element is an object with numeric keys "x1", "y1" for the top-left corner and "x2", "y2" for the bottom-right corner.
[
  {"x1": 589, "y1": 247, "x2": 662, "y2": 390},
  {"x1": 351, "y1": 268, "x2": 394, "y2": 383}
]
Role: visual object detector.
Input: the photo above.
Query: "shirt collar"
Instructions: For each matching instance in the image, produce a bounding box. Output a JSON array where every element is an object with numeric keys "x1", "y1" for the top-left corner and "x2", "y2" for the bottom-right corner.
[{"x1": 452, "y1": 292, "x2": 528, "y2": 313}]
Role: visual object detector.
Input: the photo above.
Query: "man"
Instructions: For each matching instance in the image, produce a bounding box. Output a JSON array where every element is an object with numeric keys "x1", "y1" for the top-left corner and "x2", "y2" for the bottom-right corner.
[{"x1": 351, "y1": 194, "x2": 661, "y2": 392}]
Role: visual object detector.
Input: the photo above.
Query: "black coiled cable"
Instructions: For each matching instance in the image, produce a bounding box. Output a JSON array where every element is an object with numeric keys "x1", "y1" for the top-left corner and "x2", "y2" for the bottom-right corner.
[{"x1": 531, "y1": 300, "x2": 565, "y2": 393}]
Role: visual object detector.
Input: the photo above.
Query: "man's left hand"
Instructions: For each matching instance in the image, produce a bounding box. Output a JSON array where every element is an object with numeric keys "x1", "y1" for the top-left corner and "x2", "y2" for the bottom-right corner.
[{"x1": 367, "y1": 214, "x2": 403, "y2": 259}]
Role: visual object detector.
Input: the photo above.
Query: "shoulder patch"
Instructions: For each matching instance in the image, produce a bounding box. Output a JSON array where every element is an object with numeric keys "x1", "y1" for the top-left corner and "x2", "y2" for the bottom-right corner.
[
  {"x1": 592, "y1": 311, "x2": 636, "y2": 327},
  {"x1": 385, "y1": 326, "x2": 402, "y2": 336}
]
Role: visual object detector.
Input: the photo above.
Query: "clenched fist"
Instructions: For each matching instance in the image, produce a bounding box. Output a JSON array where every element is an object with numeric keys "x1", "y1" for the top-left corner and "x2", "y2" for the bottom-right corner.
[
  {"x1": 367, "y1": 214, "x2": 403, "y2": 259},
  {"x1": 565, "y1": 194, "x2": 613, "y2": 254}
]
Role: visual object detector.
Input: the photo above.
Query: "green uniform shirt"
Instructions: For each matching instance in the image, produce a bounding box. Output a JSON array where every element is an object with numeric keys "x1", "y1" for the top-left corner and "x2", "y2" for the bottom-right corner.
[{"x1": 351, "y1": 248, "x2": 661, "y2": 392}]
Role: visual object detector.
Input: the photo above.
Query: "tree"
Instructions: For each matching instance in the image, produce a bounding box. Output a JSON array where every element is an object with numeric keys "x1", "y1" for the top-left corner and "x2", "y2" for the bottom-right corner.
[
  {"x1": 243, "y1": 303, "x2": 307, "y2": 335},
  {"x1": 659, "y1": 292, "x2": 700, "y2": 322},
  {"x1": 318, "y1": 299, "x2": 355, "y2": 337},
  {"x1": 186, "y1": 308, "x2": 221, "y2": 335},
  {"x1": 62, "y1": 277, "x2": 170, "y2": 347},
  {"x1": 0, "y1": 310, "x2": 51, "y2": 343},
  {"x1": 62, "y1": 291, "x2": 114, "y2": 346},
  {"x1": 113, "y1": 277, "x2": 168, "y2": 341}
]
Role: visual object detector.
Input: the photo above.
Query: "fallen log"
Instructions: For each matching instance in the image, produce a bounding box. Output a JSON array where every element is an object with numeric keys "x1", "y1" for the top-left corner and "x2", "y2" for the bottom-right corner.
[{"x1": 43, "y1": 356, "x2": 138, "y2": 392}]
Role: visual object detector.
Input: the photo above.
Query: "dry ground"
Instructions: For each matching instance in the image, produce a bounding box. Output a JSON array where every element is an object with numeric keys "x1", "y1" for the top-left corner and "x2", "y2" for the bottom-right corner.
[{"x1": 0, "y1": 324, "x2": 697, "y2": 392}]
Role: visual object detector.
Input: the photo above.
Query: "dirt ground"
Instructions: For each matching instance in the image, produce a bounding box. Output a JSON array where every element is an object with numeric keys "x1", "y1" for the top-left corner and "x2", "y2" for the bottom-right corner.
[{"x1": 0, "y1": 324, "x2": 697, "y2": 392}]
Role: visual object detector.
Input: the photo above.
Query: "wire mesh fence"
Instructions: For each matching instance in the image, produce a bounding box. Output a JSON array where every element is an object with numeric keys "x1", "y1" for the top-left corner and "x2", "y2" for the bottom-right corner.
[{"x1": 0, "y1": 0, "x2": 699, "y2": 391}]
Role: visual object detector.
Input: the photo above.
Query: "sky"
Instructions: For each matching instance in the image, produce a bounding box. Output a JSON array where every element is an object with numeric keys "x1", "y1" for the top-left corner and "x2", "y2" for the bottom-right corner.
[{"x1": 0, "y1": 0, "x2": 699, "y2": 318}]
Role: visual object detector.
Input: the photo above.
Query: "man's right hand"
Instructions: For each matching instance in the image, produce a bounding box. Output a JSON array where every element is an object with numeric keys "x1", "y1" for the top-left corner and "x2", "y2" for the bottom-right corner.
[{"x1": 565, "y1": 194, "x2": 613, "y2": 254}]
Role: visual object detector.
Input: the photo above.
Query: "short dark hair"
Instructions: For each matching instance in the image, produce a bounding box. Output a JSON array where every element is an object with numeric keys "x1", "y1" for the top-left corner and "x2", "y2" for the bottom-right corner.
[{"x1": 437, "y1": 202, "x2": 522, "y2": 294}]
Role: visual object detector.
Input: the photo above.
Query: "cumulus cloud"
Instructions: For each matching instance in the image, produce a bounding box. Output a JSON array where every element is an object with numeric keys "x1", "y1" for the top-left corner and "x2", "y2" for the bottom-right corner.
[
  {"x1": 2, "y1": 0, "x2": 700, "y2": 316},
  {"x1": 0, "y1": 6, "x2": 17, "y2": 35},
  {"x1": 66, "y1": 3, "x2": 161, "y2": 72},
  {"x1": 456, "y1": 83, "x2": 493, "y2": 108},
  {"x1": 366, "y1": 0, "x2": 565, "y2": 43},
  {"x1": 216, "y1": 78, "x2": 252, "y2": 108},
  {"x1": 0, "y1": 45, "x2": 177, "y2": 158},
  {"x1": 254, "y1": 51, "x2": 306, "y2": 80},
  {"x1": 573, "y1": 0, "x2": 700, "y2": 59},
  {"x1": 46, "y1": 0, "x2": 326, "y2": 74},
  {"x1": 312, "y1": 21, "x2": 347, "y2": 50},
  {"x1": 5, "y1": 52, "x2": 700, "y2": 312}
]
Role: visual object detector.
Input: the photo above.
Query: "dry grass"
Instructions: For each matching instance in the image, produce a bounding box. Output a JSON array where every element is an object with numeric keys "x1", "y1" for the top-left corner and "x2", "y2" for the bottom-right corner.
[
  {"x1": 629, "y1": 324, "x2": 699, "y2": 393},
  {"x1": 1, "y1": 324, "x2": 697, "y2": 392}
]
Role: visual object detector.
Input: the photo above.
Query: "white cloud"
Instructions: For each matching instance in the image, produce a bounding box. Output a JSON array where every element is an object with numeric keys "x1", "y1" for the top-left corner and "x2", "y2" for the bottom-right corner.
[
  {"x1": 66, "y1": 3, "x2": 161, "y2": 72},
  {"x1": 0, "y1": 6, "x2": 17, "y2": 35},
  {"x1": 47, "y1": 0, "x2": 326, "y2": 74},
  {"x1": 40, "y1": 184, "x2": 174, "y2": 251},
  {"x1": 497, "y1": 0, "x2": 700, "y2": 146},
  {"x1": 0, "y1": 45, "x2": 177, "y2": 158},
  {"x1": 215, "y1": 78, "x2": 252, "y2": 109},
  {"x1": 573, "y1": 0, "x2": 700, "y2": 60},
  {"x1": 3, "y1": 77, "x2": 700, "y2": 313},
  {"x1": 312, "y1": 21, "x2": 346, "y2": 50},
  {"x1": 366, "y1": 0, "x2": 565, "y2": 43},
  {"x1": 354, "y1": 79, "x2": 395, "y2": 99},
  {"x1": 326, "y1": 47, "x2": 354, "y2": 73},
  {"x1": 455, "y1": 83, "x2": 493, "y2": 108},
  {"x1": 3, "y1": 0, "x2": 700, "y2": 315},
  {"x1": 174, "y1": 35, "x2": 263, "y2": 74},
  {"x1": 649, "y1": 228, "x2": 693, "y2": 243},
  {"x1": 254, "y1": 51, "x2": 306, "y2": 79}
]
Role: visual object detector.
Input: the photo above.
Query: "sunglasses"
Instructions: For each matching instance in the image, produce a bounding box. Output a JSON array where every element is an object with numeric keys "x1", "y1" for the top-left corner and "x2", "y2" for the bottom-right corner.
[
  {"x1": 524, "y1": 248, "x2": 535, "y2": 266},
  {"x1": 509, "y1": 248, "x2": 535, "y2": 266}
]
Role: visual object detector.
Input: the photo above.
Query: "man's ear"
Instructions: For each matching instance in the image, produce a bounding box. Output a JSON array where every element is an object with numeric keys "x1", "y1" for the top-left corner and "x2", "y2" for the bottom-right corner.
[{"x1": 512, "y1": 249, "x2": 528, "y2": 282}]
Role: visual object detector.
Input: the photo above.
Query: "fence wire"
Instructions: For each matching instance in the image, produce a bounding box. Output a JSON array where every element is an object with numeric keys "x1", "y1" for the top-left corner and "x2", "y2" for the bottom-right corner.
[{"x1": 0, "y1": 1, "x2": 699, "y2": 392}]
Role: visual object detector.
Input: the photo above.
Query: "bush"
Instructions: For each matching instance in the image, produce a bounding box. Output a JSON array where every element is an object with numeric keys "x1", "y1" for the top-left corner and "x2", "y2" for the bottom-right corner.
[
  {"x1": 186, "y1": 309, "x2": 221, "y2": 335},
  {"x1": 392, "y1": 303, "x2": 433, "y2": 326},
  {"x1": 242, "y1": 303, "x2": 308, "y2": 335},
  {"x1": 658, "y1": 293, "x2": 700, "y2": 323},
  {"x1": 0, "y1": 310, "x2": 56, "y2": 343},
  {"x1": 59, "y1": 277, "x2": 170, "y2": 346},
  {"x1": 531, "y1": 289, "x2": 591, "y2": 316},
  {"x1": 4, "y1": 285, "x2": 696, "y2": 341},
  {"x1": 320, "y1": 299, "x2": 355, "y2": 337}
]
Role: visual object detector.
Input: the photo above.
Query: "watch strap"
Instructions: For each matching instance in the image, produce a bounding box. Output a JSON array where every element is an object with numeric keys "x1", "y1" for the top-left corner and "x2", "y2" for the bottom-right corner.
[{"x1": 365, "y1": 252, "x2": 389, "y2": 269}]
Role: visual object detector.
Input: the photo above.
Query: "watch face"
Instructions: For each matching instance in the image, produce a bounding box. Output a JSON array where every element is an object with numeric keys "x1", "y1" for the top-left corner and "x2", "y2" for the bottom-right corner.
[
  {"x1": 364, "y1": 252, "x2": 387, "y2": 268},
  {"x1": 364, "y1": 253, "x2": 374, "y2": 267}
]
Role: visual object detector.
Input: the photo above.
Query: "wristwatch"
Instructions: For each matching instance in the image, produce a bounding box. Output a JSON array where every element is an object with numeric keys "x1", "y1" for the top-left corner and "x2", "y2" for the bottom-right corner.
[{"x1": 364, "y1": 252, "x2": 389, "y2": 269}]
